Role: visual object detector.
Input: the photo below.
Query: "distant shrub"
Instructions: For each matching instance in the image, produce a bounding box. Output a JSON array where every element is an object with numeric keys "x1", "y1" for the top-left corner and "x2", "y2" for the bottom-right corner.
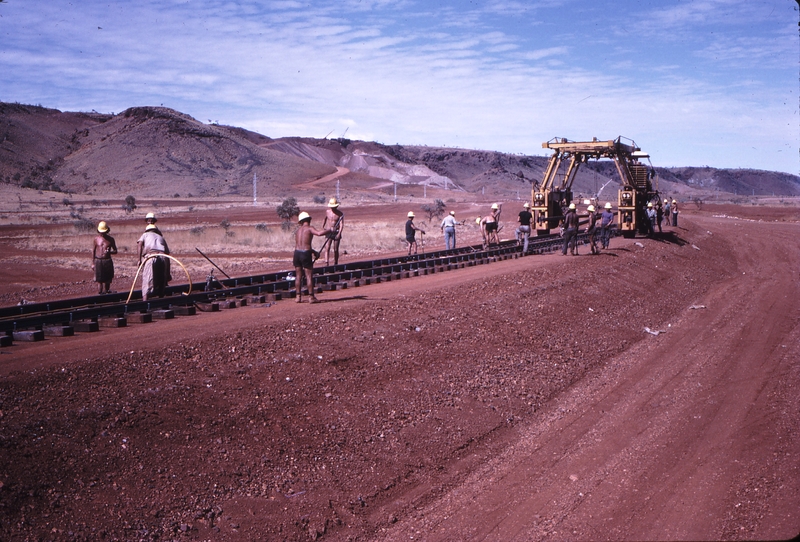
[
  {"x1": 312, "y1": 195, "x2": 326, "y2": 204},
  {"x1": 421, "y1": 199, "x2": 446, "y2": 221},
  {"x1": 276, "y1": 197, "x2": 300, "y2": 223},
  {"x1": 190, "y1": 226, "x2": 205, "y2": 236},
  {"x1": 173, "y1": 193, "x2": 180, "y2": 198},
  {"x1": 255, "y1": 223, "x2": 268, "y2": 232},
  {"x1": 220, "y1": 218, "x2": 231, "y2": 230},
  {"x1": 124, "y1": 195, "x2": 136, "y2": 213}
]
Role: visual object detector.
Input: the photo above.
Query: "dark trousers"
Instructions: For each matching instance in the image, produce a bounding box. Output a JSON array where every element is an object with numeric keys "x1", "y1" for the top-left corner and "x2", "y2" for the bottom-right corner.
[{"x1": 562, "y1": 228, "x2": 577, "y2": 255}]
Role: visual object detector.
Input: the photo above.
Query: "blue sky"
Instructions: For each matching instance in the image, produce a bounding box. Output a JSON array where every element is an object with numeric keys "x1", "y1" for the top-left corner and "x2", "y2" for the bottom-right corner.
[{"x1": 1, "y1": 0, "x2": 797, "y2": 174}]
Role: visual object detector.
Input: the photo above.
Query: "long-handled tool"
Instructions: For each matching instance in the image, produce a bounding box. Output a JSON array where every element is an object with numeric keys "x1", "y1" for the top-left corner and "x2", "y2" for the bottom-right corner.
[{"x1": 195, "y1": 247, "x2": 231, "y2": 279}]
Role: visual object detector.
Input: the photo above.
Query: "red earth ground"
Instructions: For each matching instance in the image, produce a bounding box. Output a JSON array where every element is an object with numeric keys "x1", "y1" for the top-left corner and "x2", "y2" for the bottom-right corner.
[{"x1": 0, "y1": 203, "x2": 798, "y2": 541}]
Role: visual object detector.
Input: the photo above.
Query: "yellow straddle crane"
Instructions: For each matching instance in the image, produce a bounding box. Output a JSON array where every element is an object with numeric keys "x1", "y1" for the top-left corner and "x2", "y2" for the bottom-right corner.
[{"x1": 531, "y1": 136, "x2": 658, "y2": 237}]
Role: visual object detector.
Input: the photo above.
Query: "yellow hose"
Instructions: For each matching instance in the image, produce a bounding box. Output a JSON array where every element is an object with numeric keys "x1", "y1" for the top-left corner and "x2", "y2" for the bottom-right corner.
[{"x1": 126, "y1": 254, "x2": 192, "y2": 304}]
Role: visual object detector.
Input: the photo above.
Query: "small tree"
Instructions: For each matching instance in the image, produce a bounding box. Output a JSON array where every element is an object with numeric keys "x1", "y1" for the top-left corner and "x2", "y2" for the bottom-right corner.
[
  {"x1": 276, "y1": 197, "x2": 300, "y2": 226},
  {"x1": 421, "y1": 199, "x2": 446, "y2": 222},
  {"x1": 124, "y1": 195, "x2": 137, "y2": 213}
]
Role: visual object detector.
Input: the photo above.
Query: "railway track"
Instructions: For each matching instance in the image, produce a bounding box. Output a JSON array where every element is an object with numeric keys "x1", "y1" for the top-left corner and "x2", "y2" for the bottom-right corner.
[{"x1": 0, "y1": 233, "x2": 588, "y2": 347}]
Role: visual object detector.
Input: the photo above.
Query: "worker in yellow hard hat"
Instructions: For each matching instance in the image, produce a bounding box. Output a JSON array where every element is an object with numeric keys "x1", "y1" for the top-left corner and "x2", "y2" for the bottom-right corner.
[
  {"x1": 92, "y1": 221, "x2": 118, "y2": 294},
  {"x1": 322, "y1": 197, "x2": 344, "y2": 266}
]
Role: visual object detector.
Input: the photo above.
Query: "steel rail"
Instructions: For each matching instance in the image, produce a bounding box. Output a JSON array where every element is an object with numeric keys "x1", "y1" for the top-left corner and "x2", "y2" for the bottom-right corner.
[{"x1": 0, "y1": 233, "x2": 592, "y2": 337}]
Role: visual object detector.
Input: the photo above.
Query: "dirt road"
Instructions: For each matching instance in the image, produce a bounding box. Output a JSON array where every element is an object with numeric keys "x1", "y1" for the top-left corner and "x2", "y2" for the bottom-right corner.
[
  {"x1": 373, "y1": 213, "x2": 800, "y2": 541},
  {"x1": 0, "y1": 209, "x2": 798, "y2": 541}
]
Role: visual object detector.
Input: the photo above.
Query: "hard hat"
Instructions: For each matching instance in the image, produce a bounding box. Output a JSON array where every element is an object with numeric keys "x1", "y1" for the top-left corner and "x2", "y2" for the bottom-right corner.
[
  {"x1": 587, "y1": 205, "x2": 595, "y2": 212},
  {"x1": 604, "y1": 202, "x2": 612, "y2": 209},
  {"x1": 523, "y1": 203, "x2": 530, "y2": 208},
  {"x1": 298, "y1": 211, "x2": 311, "y2": 223},
  {"x1": 450, "y1": 210, "x2": 455, "y2": 215},
  {"x1": 97, "y1": 221, "x2": 109, "y2": 233},
  {"x1": 672, "y1": 200, "x2": 677, "y2": 204},
  {"x1": 664, "y1": 199, "x2": 668, "y2": 203},
  {"x1": 407, "y1": 211, "x2": 415, "y2": 218},
  {"x1": 647, "y1": 202, "x2": 653, "y2": 207},
  {"x1": 327, "y1": 197, "x2": 339, "y2": 208},
  {"x1": 568, "y1": 203, "x2": 576, "y2": 210},
  {"x1": 476, "y1": 216, "x2": 482, "y2": 224},
  {"x1": 145, "y1": 212, "x2": 156, "y2": 221},
  {"x1": 491, "y1": 203, "x2": 499, "y2": 210},
  {"x1": 145, "y1": 224, "x2": 157, "y2": 231}
]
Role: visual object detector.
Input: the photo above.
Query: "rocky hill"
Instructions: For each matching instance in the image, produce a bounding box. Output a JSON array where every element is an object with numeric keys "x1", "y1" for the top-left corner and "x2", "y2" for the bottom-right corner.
[{"x1": 2, "y1": 102, "x2": 798, "y2": 200}]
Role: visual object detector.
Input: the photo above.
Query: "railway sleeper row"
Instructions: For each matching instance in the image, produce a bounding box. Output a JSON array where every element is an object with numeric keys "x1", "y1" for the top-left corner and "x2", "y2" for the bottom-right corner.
[{"x1": 0, "y1": 233, "x2": 591, "y2": 347}]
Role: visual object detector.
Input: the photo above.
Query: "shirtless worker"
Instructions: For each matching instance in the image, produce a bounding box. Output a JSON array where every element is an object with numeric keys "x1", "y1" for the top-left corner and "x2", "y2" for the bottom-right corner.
[
  {"x1": 322, "y1": 197, "x2": 344, "y2": 266},
  {"x1": 484, "y1": 203, "x2": 502, "y2": 246},
  {"x1": 91, "y1": 221, "x2": 117, "y2": 294},
  {"x1": 294, "y1": 211, "x2": 332, "y2": 303},
  {"x1": 561, "y1": 202, "x2": 579, "y2": 256}
]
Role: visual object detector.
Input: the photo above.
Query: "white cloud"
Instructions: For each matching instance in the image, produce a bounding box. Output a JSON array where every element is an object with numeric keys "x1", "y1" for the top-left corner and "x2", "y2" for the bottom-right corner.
[{"x1": 0, "y1": 0, "x2": 796, "y2": 173}]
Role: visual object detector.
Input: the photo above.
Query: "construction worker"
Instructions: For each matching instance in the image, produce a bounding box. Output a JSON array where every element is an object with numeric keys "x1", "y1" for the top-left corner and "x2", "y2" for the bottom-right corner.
[
  {"x1": 137, "y1": 216, "x2": 171, "y2": 301},
  {"x1": 484, "y1": 203, "x2": 502, "y2": 245},
  {"x1": 600, "y1": 202, "x2": 614, "y2": 249},
  {"x1": 562, "y1": 202, "x2": 579, "y2": 256},
  {"x1": 646, "y1": 202, "x2": 657, "y2": 235},
  {"x1": 663, "y1": 199, "x2": 671, "y2": 227},
  {"x1": 322, "y1": 197, "x2": 344, "y2": 266},
  {"x1": 516, "y1": 202, "x2": 532, "y2": 254},
  {"x1": 586, "y1": 205, "x2": 599, "y2": 255},
  {"x1": 440, "y1": 210, "x2": 458, "y2": 250},
  {"x1": 405, "y1": 211, "x2": 425, "y2": 255},
  {"x1": 671, "y1": 199, "x2": 679, "y2": 227},
  {"x1": 294, "y1": 211, "x2": 331, "y2": 303},
  {"x1": 91, "y1": 221, "x2": 117, "y2": 294}
]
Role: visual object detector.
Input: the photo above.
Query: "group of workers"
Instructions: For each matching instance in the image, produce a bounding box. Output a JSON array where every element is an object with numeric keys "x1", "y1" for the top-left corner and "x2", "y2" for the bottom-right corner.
[
  {"x1": 91, "y1": 212, "x2": 172, "y2": 300},
  {"x1": 645, "y1": 198, "x2": 679, "y2": 233},
  {"x1": 90, "y1": 195, "x2": 680, "y2": 303}
]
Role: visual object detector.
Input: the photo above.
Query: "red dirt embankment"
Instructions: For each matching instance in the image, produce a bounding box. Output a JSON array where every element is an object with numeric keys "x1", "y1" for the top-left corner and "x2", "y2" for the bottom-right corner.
[{"x1": 0, "y1": 208, "x2": 798, "y2": 541}]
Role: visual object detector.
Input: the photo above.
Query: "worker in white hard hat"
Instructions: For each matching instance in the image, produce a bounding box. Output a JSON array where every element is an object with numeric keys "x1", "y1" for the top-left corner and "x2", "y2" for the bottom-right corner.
[
  {"x1": 440, "y1": 210, "x2": 459, "y2": 250},
  {"x1": 646, "y1": 201, "x2": 657, "y2": 235},
  {"x1": 656, "y1": 198, "x2": 664, "y2": 233},
  {"x1": 671, "y1": 199, "x2": 679, "y2": 227},
  {"x1": 143, "y1": 211, "x2": 164, "y2": 236},
  {"x1": 586, "y1": 204, "x2": 600, "y2": 255},
  {"x1": 405, "y1": 211, "x2": 425, "y2": 256},
  {"x1": 294, "y1": 211, "x2": 332, "y2": 303},
  {"x1": 516, "y1": 202, "x2": 532, "y2": 254},
  {"x1": 561, "y1": 202, "x2": 579, "y2": 256},
  {"x1": 137, "y1": 217, "x2": 171, "y2": 301},
  {"x1": 92, "y1": 221, "x2": 118, "y2": 294},
  {"x1": 663, "y1": 198, "x2": 672, "y2": 227},
  {"x1": 600, "y1": 202, "x2": 615, "y2": 249},
  {"x1": 321, "y1": 197, "x2": 344, "y2": 266},
  {"x1": 484, "y1": 203, "x2": 502, "y2": 246}
]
